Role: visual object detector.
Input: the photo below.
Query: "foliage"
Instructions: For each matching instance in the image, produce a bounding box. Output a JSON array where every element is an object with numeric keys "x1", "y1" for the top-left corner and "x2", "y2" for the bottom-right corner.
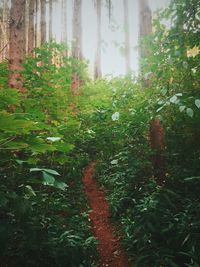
[
  {"x1": 89, "y1": 0, "x2": 200, "y2": 266},
  {"x1": 1, "y1": 0, "x2": 200, "y2": 266},
  {"x1": 0, "y1": 43, "x2": 97, "y2": 267}
]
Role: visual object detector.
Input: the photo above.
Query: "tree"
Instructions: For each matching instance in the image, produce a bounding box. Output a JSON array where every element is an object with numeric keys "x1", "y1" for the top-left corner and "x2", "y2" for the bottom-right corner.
[
  {"x1": 94, "y1": 0, "x2": 102, "y2": 79},
  {"x1": 139, "y1": 0, "x2": 152, "y2": 38},
  {"x1": 0, "y1": 0, "x2": 9, "y2": 62},
  {"x1": 9, "y1": 0, "x2": 26, "y2": 89},
  {"x1": 138, "y1": 0, "x2": 152, "y2": 62},
  {"x1": 49, "y1": 0, "x2": 53, "y2": 40},
  {"x1": 139, "y1": 0, "x2": 165, "y2": 184},
  {"x1": 61, "y1": 0, "x2": 67, "y2": 55},
  {"x1": 28, "y1": 0, "x2": 35, "y2": 54},
  {"x1": 72, "y1": 0, "x2": 82, "y2": 59},
  {"x1": 40, "y1": 0, "x2": 46, "y2": 44},
  {"x1": 106, "y1": 0, "x2": 112, "y2": 22},
  {"x1": 35, "y1": 0, "x2": 39, "y2": 46},
  {"x1": 123, "y1": 0, "x2": 131, "y2": 74}
]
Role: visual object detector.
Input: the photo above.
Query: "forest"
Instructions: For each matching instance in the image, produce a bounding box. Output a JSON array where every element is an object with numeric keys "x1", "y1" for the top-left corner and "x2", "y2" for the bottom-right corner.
[{"x1": 0, "y1": 0, "x2": 200, "y2": 266}]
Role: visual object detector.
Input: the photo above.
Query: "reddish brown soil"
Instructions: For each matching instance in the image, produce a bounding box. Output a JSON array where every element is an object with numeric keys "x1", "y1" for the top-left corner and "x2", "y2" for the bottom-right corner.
[{"x1": 83, "y1": 162, "x2": 129, "y2": 267}]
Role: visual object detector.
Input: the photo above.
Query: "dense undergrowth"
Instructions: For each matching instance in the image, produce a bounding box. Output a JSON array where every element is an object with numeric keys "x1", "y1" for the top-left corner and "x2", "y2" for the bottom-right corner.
[
  {"x1": 0, "y1": 44, "x2": 97, "y2": 267},
  {"x1": 0, "y1": 0, "x2": 200, "y2": 266},
  {"x1": 89, "y1": 1, "x2": 200, "y2": 266}
]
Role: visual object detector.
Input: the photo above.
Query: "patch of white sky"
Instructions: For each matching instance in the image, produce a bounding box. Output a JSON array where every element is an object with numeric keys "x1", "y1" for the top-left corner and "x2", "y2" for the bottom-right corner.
[{"x1": 51, "y1": 0, "x2": 170, "y2": 77}]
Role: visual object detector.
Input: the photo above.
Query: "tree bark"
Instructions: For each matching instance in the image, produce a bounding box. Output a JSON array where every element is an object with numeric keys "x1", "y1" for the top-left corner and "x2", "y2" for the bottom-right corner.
[
  {"x1": 138, "y1": 0, "x2": 152, "y2": 63},
  {"x1": 40, "y1": 0, "x2": 46, "y2": 44},
  {"x1": 28, "y1": 0, "x2": 35, "y2": 54},
  {"x1": 139, "y1": 0, "x2": 152, "y2": 38},
  {"x1": 139, "y1": 0, "x2": 165, "y2": 184},
  {"x1": 0, "y1": 8, "x2": 4, "y2": 62},
  {"x1": 35, "y1": 0, "x2": 39, "y2": 46},
  {"x1": 94, "y1": 0, "x2": 102, "y2": 79},
  {"x1": 0, "y1": 0, "x2": 9, "y2": 61},
  {"x1": 149, "y1": 119, "x2": 165, "y2": 184},
  {"x1": 9, "y1": 0, "x2": 26, "y2": 89},
  {"x1": 61, "y1": 0, "x2": 67, "y2": 55},
  {"x1": 123, "y1": 0, "x2": 131, "y2": 74},
  {"x1": 72, "y1": 0, "x2": 82, "y2": 59},
  {"x1": 24, "y1": 0, "x2": 29, "y2": 54},
  {"x1": 49, "y1": 0, "x2": 53, "y2": 40}
]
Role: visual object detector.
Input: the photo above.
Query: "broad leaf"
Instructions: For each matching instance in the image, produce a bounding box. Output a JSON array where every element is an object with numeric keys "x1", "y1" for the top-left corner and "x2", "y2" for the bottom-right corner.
[
  {"x1": 170, "y1": 95, "x2": 177, "y2": 103},
  {"x1": 111, "y1": 159, "x2": 118, "y2": 165},
  {"x1": 179, "y1": 106, "x2": 186, "y2": 112},
  {"x1": 195, "y1": 99, "x2": 200, "y2": 109},
  {"x1": 112, "y1": 112, "x2": 120, "y2": 121},
  {"x1": 42, "y1": 172, "x2": 55, "y2": 185},
  {"x1": 53, "y1": 180, "x2": 68, "y2": 190},
  {"x1": 186, "y1": 108, "x2": 194, "y2": 118},
  {"x1": 30, "y1": 168, "x2": 60, "y2": 176},
  {"x1": 43, "y1": 169, "x2": 60, "y2": 176},
  {"x1": 46, "y1": 137, "x2": 62, "y2": 142}
]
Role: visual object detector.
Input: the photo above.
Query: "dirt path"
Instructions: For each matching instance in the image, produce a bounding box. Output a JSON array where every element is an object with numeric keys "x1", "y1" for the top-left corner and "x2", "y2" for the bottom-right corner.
[{"x1": 83, "y1": 162, "x2": 129, "y2": 267}]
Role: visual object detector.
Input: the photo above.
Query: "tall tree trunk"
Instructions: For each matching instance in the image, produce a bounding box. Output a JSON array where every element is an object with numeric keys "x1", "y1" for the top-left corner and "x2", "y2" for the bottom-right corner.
[
  {"x1": 40, "y1": 0, "x2": 46, "y2": 44},
  {"x1": 149, "y1": 119, "x2": 165, "y2": 184},
  {"x1": 106, "y1": 0, "x2": 112, "y2": 22},
  {"x1": 94, "y1": 0, "x2": 102, "y2": 79},
  {"x1": 49, "y1": 0, "x2": 53, "y2": 40},
  {"x1": 61, "y1": 0, "x2": 67, "y2": 55},
  {"x1": 35, "y1": 0, "x2": 39, "y2": 46},
  {"x1": 139, "y1": 0, "x2": 152, "y2": 37},
  {"x1": 0, "y1": 0, "x2": 9, "y2": 61},
  {"x1": 0, "y1": 27, "x2": 3, "y2": 62},
  {"x1": 139, "y1": 0, "x2": 165, "y2": 184},
  {"x1": 0, "y1": 3, "x2": 4, "y2": 62},
  {"x1": 9, "y1": 0, "x2": 26, "y2": 89},
  {"x1": 25, "y1": 0, "x2": 29, "y2": 54},
  {"x1": 72, "y1": 0, "x2": 82, "y2": 59},
  {"x1": 138, "y1": 0, "x2": 152, "y2": 62},
  {"x1": 123, "y1": 0, "x2": 131, "y2": 74},
  {"x1": 28, "y1": 0, "x2": 35, "y2": 54}
]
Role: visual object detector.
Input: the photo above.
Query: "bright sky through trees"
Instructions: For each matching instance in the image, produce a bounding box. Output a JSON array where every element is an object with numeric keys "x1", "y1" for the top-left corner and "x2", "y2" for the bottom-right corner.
[{"x1": 46, "y1": 0, "x2": 169, "y2": 77}]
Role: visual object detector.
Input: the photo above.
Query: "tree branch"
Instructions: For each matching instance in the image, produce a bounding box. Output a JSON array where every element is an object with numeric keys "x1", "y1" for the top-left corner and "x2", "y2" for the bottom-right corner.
[{"x1": 0, "y1": 43, "x2": 8, "y2": 55}]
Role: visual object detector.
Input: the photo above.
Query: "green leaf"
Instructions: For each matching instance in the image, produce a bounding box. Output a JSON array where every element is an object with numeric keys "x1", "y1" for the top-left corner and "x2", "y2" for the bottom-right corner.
[
  {"x1": 112, "y1": 112, "x2": 120, "y2": 121},
  {"x1": 30, "y1": 168, "x2": 43, "y2": 172},
  {"x1": 0, "y1": 193, "x2": 8, "y2": 207},
  {"x1": 53, "y1": 180, "x2": 68, "y2": 190},
  {"x1": 30, "y1": 168, "x2": 60, "y2": 176},
  {"x1": 54, "y1": 143, "x2": 75, "y2": 153},
  {"x1": 111, "y1": 159, "x2": 118, "y2": 165},
  {"x1": 175, "y1": 93, "x2": 182, "y2": 96},
  {"x1": 3, "y1": 141, "x2": 28, "y2": 150},
  {"x1": 186, "y1": 108, "x2": 194, "y2": 118},
  {"x1": 46, "y1": 137, "x2": 62, "y2": 142},
  {"x1": 179, "y1": 105, "x2": 186, "y2": 112},
  {"x1": 0, "y1": 112, "x2": 37, "y2": 133},
  {"x1": 28, "y1": 142, "x2": 56, "y2": 153},
  {"x1": 161, "y1": 88, "x2": 167, "y2": 96},
  {"x1": 184, "y1": 176, "x2": 200, "y2": 181},
  {"x1": 43, "y1": 169, "x2": 60, "y2": 176},
  {"x1": 182, "y1": 234, "x2": 190, "y2": 246},
  {"x1": 170, "y1": 95, "x2": 177, "y2": 103},
  {"x1": 195, "y1": 99, "x2": 200, "y2": 109},
  {"x1": 182, "y1": 61, "x2": 188, "y2": 69},
  {"x1": 156, "y1": 106, "x2": 164, "y2": 113},
  {"x1": 158, "y1": 100, "x2": 164, "y2": 105},
  {"x1": 42, "y1": 172, "x2": 55, "y2": 185},
  {"x1": 25, "y1": 185, "x2": 36, "y2": 197},
  {"x1": 16, "y1": 160, "x2": 26, "y2": 165}
]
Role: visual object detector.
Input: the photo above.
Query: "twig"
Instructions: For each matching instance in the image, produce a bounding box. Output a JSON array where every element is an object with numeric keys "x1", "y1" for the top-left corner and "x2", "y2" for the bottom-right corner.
[
  {"x1": 0, "y1": 43, "x2": 8, "y2": 55},
  {"x1": 0, "y1": 136, "x2": 16, "y2": 148}
]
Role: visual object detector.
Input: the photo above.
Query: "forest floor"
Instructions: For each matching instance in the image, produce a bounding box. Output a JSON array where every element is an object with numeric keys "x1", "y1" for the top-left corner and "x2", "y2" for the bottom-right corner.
[{"x1": 83, "y1": 162, "x2": 130, "y2": 267}]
